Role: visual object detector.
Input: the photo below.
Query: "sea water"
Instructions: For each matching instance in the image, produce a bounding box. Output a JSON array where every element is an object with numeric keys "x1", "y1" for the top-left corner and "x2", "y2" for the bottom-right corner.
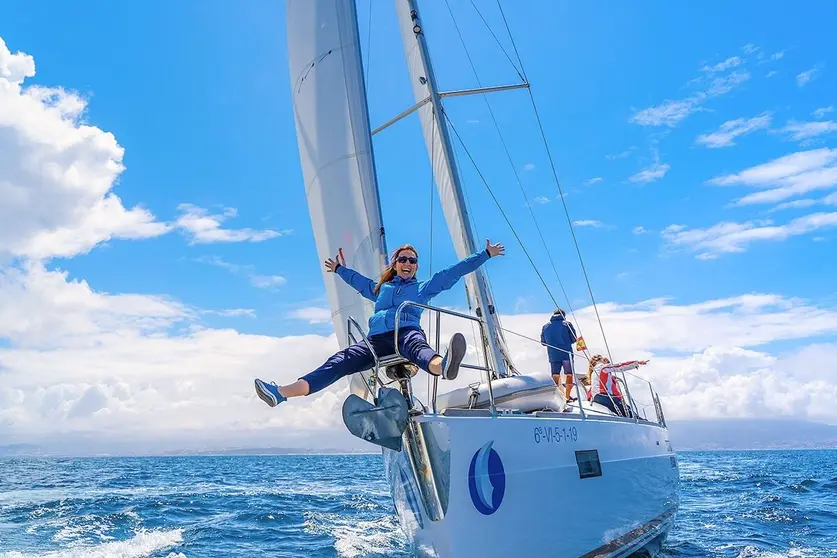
[{"x1": 1, "y1": 450, "x2": 835, "y2": 557}]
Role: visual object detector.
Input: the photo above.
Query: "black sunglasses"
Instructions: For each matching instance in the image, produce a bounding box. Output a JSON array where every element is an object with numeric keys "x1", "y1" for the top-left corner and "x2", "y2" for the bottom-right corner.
[{"x1": 395, "y1": 256, "x2": 418, "y2": 264}]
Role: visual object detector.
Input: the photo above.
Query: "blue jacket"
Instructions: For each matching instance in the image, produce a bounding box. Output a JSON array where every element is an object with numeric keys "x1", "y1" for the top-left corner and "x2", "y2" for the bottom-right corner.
[
  {"x1": 540, "y1": 314, "x2": 577, "y2": 362},
  {"x1": 335, "y1": 249, "x2": 491, "y2": 336}
]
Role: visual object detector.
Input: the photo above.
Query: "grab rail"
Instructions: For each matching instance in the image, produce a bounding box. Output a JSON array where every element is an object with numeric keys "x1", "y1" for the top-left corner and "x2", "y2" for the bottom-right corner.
[
  {"x1": 346, "y1": 315, "x2": 397, "y2": 399},
  {"x1": 393, "y1": 301, "x2": 497, "y2": 416}
]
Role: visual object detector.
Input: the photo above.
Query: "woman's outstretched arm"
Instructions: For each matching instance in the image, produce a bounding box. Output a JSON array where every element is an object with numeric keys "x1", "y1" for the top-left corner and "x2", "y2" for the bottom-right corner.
[
  {"x1": 418, "y1": 239, "x2": 504, "y2": 300},
  {"x1": 325, "y1": 256, "x2": 377, "y2": 301}
]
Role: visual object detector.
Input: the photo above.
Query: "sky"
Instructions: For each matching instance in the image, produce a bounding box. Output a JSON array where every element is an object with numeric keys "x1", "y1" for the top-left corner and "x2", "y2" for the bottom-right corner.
[{"x1": 1, "y1": 0, "x2": 837, "y2": 453}]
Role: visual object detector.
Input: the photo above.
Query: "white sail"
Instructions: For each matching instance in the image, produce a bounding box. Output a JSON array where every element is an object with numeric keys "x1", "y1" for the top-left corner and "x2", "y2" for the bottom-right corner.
[
  {"x1": 394, "y1": 0, "x2": 516, "y2": 376},
  {"x1": 285, "y1": 0, "x2": 387, "y2": 398}
]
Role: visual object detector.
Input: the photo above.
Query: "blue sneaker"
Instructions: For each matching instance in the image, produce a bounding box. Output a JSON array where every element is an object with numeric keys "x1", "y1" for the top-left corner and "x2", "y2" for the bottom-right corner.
[
  {"x1": 440, "y1": 333, "x2": 466, "y2": 380},
  {"x1": 254, "y1": 378, "x2": 286, "y2": 407}
]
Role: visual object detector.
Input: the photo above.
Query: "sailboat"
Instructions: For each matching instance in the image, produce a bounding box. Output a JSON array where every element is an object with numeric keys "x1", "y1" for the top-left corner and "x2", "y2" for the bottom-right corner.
[{"x1": 283, "y1": 0, "x2": 680, "y2": 556}]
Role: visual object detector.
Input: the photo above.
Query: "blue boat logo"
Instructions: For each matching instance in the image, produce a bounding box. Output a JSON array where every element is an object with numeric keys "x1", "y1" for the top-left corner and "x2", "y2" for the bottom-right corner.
[{"x1": 468, "y1": 441, "x2": 506, "y2": 515}]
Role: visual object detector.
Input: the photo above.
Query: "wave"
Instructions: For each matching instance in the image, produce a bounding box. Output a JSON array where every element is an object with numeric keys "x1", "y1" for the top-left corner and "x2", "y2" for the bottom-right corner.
[{"x1": 0, "y1": 528, "x2": 183, "y2": 558}]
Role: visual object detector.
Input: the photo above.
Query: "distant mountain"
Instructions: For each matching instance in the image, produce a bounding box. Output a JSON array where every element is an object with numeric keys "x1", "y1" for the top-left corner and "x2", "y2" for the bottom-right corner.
[
  {"x1": 667, "y1": 419, "x2": 837, "y2": 451},
  {"x1": 0, "y1": 443, "x2": 44, "y2": 457}
]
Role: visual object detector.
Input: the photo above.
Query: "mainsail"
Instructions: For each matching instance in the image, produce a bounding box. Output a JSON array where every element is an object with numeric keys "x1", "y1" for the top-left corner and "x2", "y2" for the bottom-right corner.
[
  {"x1": 285, "y1": 0, "x2": 387, "y2": 398},
  {"x1": 394, "y1": 0, "x2": 516, "y2": 376}
]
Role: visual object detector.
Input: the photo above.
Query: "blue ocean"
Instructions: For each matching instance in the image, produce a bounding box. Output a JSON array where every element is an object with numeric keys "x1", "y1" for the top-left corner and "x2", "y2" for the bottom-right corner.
[{"x1": 1, "y1": 450, "x2": 835, "y2": 557}]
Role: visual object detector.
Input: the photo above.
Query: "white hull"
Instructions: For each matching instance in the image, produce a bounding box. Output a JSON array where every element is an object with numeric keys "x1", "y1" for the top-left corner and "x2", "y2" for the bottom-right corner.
[{"x1": 383, "y1": 412, "x2": 679, "y2": 557}]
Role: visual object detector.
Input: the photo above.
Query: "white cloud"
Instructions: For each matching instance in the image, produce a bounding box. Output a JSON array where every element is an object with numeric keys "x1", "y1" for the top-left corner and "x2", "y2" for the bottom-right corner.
[
  {"x1": 606, "y1": 147, "x2": 636, "y2": 160},
  {"x1": 289, "y1": 307, "x2": 332, "y2": 324},
  {"x1": 0, "y1": 264, "x2": 351, "y2": 447},
  {"x1": 523, "y1": 163, "x2": 535, "y2": 171},
  {"x1": 215, "y1": 308, "x2": 257, "y2": 318},
  {"x1": 174, "y1": 204, "x2": 284, "y2": 244},
  {"x1": 701, "y1": 56, "x2": 744, "y2": 74},
  {"x1": 796, "y1": 65, "x2": 822, "y2": 87},
  {"x1": 696, "y1": 112, "x2": 772, "y2": 148},
  {"x1": 0, "y1": 262, "x2": 188, "y2": 348},
  {"x1": 4, "y1": 259, "x2": 837, "y2": 449},
  {"x1": 573, "y1": 220, "x2": 605, "y2": 228},
  {"x1": 0, "y1": 37, "x2": 171, "y2": 261},
  {"x1": 771, "y1": 51, "x2": 785, "y2": 61},
  {"x1": 630, "y1": 64, "x2": 751, "y2": 128},
  {"x1": 769, "y1": 192, "x2": 837, "y2": 213},
  {"x1": 250, "y1": 274, "x2": 287, "y2": 288},
  {"x1": 705, "y1": 71, "x2": 751, "y2": 96},
  {"x1": 662, "y1": 212, "x2": 837, "y2": 257},
  {"x1": 709, "y1": 148, "x2": 837, "y2": 206},
  {"x1": 586, "y1": 177, "x2": 603, "y2": 185},
  {"x1": 781, "y1": 120, "x2": 837, "y2": 141},
  {"x1": 196, "y1": 256, "x2": 286, "y2": 289},
  {"x1": 533, "y1": 196, "x2": 550, "y2": 205},
  {"x1": 813, "y1": 106, "x2": 834, "y2": 119},
  {"x1": 632, "y1": 226, "x2": 649, "y2": 235},
  {"x1": 630, "y1": 163, "x2": 670, "y2": 183},
  {"x1": 0, "y1": 37, "x2": 282, "y2": 262},
  {"x1": 768, "y1": 198, "x2": 819, "y2": 212},
  {"x1": 629, "y1": 95, "x2": 706, "y2": 127},
  {"x1": 742, "y1": 44, "x2": 760, "y2": 55},
  {"x1": 766, "y1": 70, "x2": 778, "y2": 78}
]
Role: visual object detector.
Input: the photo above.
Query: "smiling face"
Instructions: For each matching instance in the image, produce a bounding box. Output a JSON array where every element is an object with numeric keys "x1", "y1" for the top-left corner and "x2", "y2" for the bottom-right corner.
[{"x1": 393, "y1": 248, "x2": 418, "y2": 280}]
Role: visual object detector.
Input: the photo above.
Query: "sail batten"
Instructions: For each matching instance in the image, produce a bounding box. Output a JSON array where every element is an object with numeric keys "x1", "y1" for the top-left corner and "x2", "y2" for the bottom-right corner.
[{"x1": 286, "y1": 0, "x2": 387, "y2": 398}]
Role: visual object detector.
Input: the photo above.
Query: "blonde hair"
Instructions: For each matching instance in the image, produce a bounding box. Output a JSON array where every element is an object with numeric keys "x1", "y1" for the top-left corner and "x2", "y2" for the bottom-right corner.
[
  {"x1": 373, "y1": 244, "x2": 418, "y2": 295},
  {"x1": 586, "y1": 354, "x2": 609, "y2": 386}
]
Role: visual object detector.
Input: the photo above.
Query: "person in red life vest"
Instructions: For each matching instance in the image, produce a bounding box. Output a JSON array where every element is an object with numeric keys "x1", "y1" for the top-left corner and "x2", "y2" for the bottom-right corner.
[{"x1": 585, "y1": 355, "x2": 648, "y2": 417}]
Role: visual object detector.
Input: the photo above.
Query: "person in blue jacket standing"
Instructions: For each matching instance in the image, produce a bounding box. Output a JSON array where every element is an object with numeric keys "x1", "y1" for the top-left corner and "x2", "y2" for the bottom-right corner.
[
  {"x1": 540, "y1": 308, "x2": 578, "y2": 401},
  {"x1": 254, "y1": 240, "x2": 505, "y2": 407}
]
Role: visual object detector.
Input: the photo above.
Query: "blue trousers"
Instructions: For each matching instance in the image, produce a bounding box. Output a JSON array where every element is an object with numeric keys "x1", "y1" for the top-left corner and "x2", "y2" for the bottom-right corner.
[
  {"x1": 301, "y1": 327, "x2": 440, "y2": 394},
  {"x1": 592, "y1": 393, "x2": 632, "y2": 417}
]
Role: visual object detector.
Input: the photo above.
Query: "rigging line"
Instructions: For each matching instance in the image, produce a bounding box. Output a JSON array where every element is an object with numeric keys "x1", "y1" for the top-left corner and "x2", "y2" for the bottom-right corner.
[
  {"x1": 491, "y1": 1, "x2": 594, "y2": 359},
  {"x1": 445, "y1": 0, "x2": 591, "y2": 338},
  {"x1": 495, "y1": 0, "x2": 527, "y2": 81},
  {"x1": 445, "y1": 111, "x2": 560, "y2": 310},
  {"x1": 460, "y1": 0, "x2": 524, "y2": 82},
  {"x1": 491, "y1": 0, "x2": 610, "y2": 359},
  {"x1": 524, "y1": 85, "x2": 613, "y2": 362}
]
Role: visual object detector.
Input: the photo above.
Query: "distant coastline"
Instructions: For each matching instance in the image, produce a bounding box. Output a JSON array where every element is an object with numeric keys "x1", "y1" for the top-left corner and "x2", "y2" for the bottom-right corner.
[{"x1": 3, "y1": 417, "x2": 836, "y2": 457}]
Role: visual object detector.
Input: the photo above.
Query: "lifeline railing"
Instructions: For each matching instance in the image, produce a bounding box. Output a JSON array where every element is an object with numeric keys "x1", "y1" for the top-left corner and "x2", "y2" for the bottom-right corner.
[
  {"x1": 393, "y1": 301, "x2": 497, "y2": 415},
  {"x1": 347, "y1": 301, "x2": 667, "y2": 427},
  {"x1": 346, "y1": 301, "x2": 498, "y2": 415}
]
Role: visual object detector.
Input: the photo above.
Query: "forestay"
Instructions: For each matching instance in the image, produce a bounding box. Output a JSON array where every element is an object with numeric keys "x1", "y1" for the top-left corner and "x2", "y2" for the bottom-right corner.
[{"x1": 285, "y1": 0, "x2": 388, "y2": 399}]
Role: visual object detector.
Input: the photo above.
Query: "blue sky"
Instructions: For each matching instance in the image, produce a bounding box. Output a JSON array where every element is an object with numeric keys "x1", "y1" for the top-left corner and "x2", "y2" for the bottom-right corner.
[{"x1": 3, "y1": 0, "x2": 836, "y2": 339}]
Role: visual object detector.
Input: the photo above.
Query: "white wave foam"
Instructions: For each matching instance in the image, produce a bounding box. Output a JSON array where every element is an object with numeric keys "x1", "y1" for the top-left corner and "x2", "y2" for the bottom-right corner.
[
  {"x1": 722, "y1": 544, "x2": 825, "y2": 558},
  {"x1": 303, "y1": 511, "x2": 407, "y2": 558},
  {"x1": 0, "y1": 528, "x2": 183, "y2": 558}
]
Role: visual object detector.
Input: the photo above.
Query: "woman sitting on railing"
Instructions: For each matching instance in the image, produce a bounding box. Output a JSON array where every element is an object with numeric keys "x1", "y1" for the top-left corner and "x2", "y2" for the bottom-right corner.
[
  {"x1": 586, "y1": 355, "x2": 648, "y2": 418},
  {"x1": 253, "y1": 240, "x2": 505, "y2": 408}
]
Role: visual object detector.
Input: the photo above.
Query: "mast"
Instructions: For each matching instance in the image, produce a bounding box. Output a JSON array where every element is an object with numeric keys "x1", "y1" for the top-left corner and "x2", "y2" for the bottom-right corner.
[{"x1": 395, "y1": 0, "x2": 512, "y2": 377}]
